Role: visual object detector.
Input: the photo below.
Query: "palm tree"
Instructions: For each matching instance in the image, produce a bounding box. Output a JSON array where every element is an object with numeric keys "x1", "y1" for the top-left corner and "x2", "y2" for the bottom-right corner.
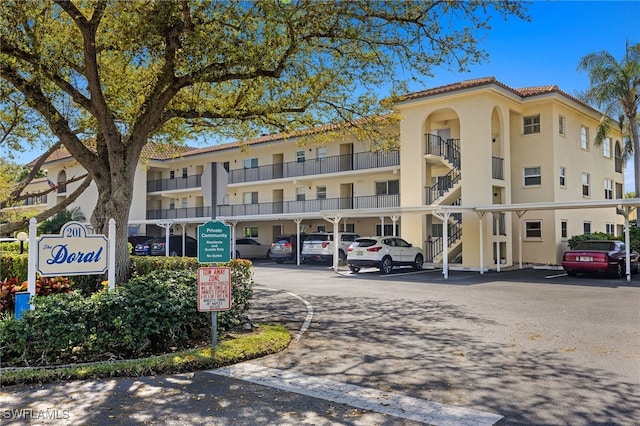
[{"x1": 578, "y1": 42, "x2": 640, "y2": 195}]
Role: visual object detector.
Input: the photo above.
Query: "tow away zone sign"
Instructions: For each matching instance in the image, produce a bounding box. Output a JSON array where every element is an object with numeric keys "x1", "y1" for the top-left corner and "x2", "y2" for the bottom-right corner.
[{"x1": 197, "y1": 267, "x2": 231, "y2": 312}]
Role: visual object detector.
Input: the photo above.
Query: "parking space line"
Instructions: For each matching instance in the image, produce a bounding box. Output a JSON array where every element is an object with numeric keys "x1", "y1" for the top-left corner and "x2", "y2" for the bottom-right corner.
[{"x1": 210, "y1": 363, "x2": 504, "y2": 425}]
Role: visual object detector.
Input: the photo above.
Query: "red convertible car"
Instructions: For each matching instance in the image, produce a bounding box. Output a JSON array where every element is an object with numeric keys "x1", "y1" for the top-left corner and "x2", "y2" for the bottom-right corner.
[{"x1": 562, "y1": 240, "x2": 639, "y2": 278}]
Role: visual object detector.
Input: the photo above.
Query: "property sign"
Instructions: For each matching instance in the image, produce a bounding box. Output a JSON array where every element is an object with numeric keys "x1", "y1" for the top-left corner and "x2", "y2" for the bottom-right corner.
[
  {"x1": 37, "y1": 221, "x2": 108, "y2": 277},
  {"x1": 198, "y1": 220, "x2": 231, "y2": 263},
  {"x1": 197, "y1": 267, "x2": 232, "y2": 312}
]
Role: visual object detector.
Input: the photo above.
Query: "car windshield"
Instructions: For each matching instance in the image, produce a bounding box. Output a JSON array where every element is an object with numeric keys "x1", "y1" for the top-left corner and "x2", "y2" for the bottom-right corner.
[{"x1": 574, "y1": 241, "x2": 614, "y2": 251}]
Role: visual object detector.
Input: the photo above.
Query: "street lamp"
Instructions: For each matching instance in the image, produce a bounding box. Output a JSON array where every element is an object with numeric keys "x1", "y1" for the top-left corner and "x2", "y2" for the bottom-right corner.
[{"x1": 16, "y1": 231, "x2": 28, "y2": 254}]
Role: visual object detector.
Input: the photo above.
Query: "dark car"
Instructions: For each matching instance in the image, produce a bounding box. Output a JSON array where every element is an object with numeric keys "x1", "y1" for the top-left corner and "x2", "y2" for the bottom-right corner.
[
  {"x1": 133, "y1": 237, "x2": 156, "y2": 256},
  {"x1": 562, "y1": 240, "x2": 639, "y2": 278},
  {"x1": 270, "y1": 234, "x2": 306, "y2": 264},
  {"x1": 150, "y1": 235, "x2": 198, "y2": 257},
  {"x1": 128, "y1": 236, "x2": 150, "y2": 254}
]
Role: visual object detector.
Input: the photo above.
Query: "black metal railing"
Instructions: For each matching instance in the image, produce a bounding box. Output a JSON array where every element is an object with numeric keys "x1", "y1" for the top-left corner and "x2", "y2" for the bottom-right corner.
[
  {"x1": 229, "y1": 150, "x2": 400, "y2": 184},
  {"x1": 146, "y1": 206, "x2": 213, "y2": 220},
  {"x1": 426, "y1": 169, "x2": 461, "y2": 204},
  {"x1": 216, "y1": 194, "x2": 399, "y2": 216},
  {"x1": 425, "y1": 134, "x2": 461, "y2": 169},
  {"x1": 426, "y1": 221, "x2": 463, "y2": 262},
  {"x1": 147, "y1": 174, "x2": 203, "y2": 193}
]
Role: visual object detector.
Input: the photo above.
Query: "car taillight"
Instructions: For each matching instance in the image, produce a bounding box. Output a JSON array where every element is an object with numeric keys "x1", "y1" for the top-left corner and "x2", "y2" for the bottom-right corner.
[
  {"x1": 347, "y1": 246, "x2": 353, "y2": 252},
  {"x1": 322, "y1": 242, "x2": 331, "y2": 248},
  {"x1": 594, "y1": 253, "x2": 606, "y2": 262},
  {"x1": 284, "y1": 242, "x2": 292, "y2": 248},
  {"x1": 367, "y1": 247, "x2": 383, "y2": 252}
]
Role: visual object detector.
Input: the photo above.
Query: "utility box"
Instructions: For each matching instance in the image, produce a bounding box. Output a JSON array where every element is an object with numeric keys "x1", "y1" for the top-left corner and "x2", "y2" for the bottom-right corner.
[{"x1": 15, "y1": 292, "x2": 31, "y2": 319}]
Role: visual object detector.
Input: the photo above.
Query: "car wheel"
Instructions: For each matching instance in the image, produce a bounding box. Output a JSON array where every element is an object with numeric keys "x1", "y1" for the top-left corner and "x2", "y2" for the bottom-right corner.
[
  {"x1": 379, "y1": 256, "x2": 393, "y2": 274},
  {"x1": 566, "y1": 270, "x2": 577, "y2": 277},
  {"x1": 616, "y1": 261, "x2": 625, "y2": 278},
  {"x1": 413, "y1": 253, "x2": 424, "y2": 270},
  {"x1": 338, "y1": 250, "x2": 347, "y2": 262},
  {"x1": 276, "y1": 259, "x2": 285, "y2": 264},
  {"x1": 266, "y1": 249, "x2": 271, "y2": 259},
  {"x1": 349, "y1": 265, "x2": 360, "y2": 274},
  {"x1": 235, "y1": 250, "x2": 241, "y2": 259}
]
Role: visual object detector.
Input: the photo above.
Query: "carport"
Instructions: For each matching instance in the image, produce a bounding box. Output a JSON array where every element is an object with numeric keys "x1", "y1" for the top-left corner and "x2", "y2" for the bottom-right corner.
[{"x1": 321, "y1": 198, "x2": 640, "y2": 281}]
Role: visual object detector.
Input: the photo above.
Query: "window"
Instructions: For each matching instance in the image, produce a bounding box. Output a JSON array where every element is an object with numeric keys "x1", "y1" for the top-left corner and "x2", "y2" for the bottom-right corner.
[
  {"x1": 243, "y1": 227, "x2": 258, "y2": 238},
  {"x1": 561, "y1": 220, "x2": 568, "y2": 239},
  {"x1": 604, "y1": 179, "x2": 613, "y2": 199},
  {"x1": 559, "y1": 167, "x2": 566, "y2": 187},
  {"x1": 296, "y1": 150, "x2": 305, "y2": 163},
  {"x1": 525, "y1": 221, "x2": 542, "y2": 238},
  {"x1": 559, "y1": 115, "x2": 565, "y2": 135},
  {"x1": 243, "y1": 192, "x2": 258, "y2": 204},
  {"x1": 169, "y1": 199, "x2": 175, "y2": 210},
  {"x1": 316, "y1": 186, "x2": 327, "y2": 200},
  {"x1": 606, "y1": 223, "x2": 615, "y2": 235},
  {"x1": 243, "y1": 158, "x2": 258, "y2": 169},
  {"x1": 375, "y1": 179, "x2": 400, "y2": 195},
  {"x1": 583, "y1": 222, "x2": 591, "y2": 234},
  {"x1": 316, "y1": 147, "x2": 327, "y2": 159},
  {"x1": 170, "y1": 170, "x2": 175, "y2": 179},
  {"x1": 181, "y1": 197, "x2": 187, "y2": 208},
  {"x1": 616, "y1": 182, "x2": 623, "y2": 199},
  {"x1": 524, "y1": 167, "x2": 541, "y2": 186},
  {"x1": 523, "y1": 115, "x2": 540, "y2": 134},
  {"x1": 603, "y1": 138, "x2": 611, "y2": 158},
  {"x1": 580, "y1": 126, "x2": 589, "y2": 150},
  {"x1": 582, "y1": 173, "x2": 590, "y2": 197},
  {"x1": 615, "y1": 141, "x2": 623, "y2": 173},
  {"x1": 182, "y1": 167, "x2": 188, "y2": 178},
  {"x1": 296, "y1": 187, "x2": 305, "y2": 201}
]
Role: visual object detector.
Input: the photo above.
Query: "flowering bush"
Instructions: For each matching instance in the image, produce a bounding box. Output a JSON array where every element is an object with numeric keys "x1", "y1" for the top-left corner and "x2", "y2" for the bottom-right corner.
[{"x1": 0, "y1": 276, "x2": 72, "y2": 314}]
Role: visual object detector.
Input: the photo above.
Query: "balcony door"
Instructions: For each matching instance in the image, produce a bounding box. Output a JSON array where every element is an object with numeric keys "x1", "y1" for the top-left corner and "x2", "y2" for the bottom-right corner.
[
  {"x1": 339, "y1": 183, "x2": 353, "y2": 209},
  {"x1": 339, "y1": 143, "x2": 353, "y2": 172},
  {"x1": 272, "y1": 153, "x2": 284, "y2": 179}
]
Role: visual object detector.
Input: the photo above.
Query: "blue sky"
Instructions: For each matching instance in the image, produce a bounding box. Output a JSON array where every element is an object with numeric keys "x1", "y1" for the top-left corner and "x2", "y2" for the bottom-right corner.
[{"x1": 14, "y1": 0, "x2": 640, "y2": 188}]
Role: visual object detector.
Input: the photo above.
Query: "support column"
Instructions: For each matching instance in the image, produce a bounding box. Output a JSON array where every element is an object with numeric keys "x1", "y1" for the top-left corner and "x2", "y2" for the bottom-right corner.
[
  {"x1": 379, "y1": 216, "x2": 385, "y2": 236},
  {"x1": 617, "y1": 205, "x2": 635, "y2": 282},
  {"x1": 391, "y1": 215, "x2": 400, "y2": 236},
  {"x1": 433, "y1": 210, "x2": 451, "y2": 279},
  {"x1": 294, "y1": 218, "x2": 303, "y2": 266},
  {"x1": 476, "y1": 212, "x2": 487, "y2": 274},
  {"x1": 158, "y1": 221, "x2": 173, "y2": 257},
  {"x1": 323, "y1": 215, "x2": 343, "y2": 272},
  {"x1": 515, "y1": 210, "x2": 527, "y2": 270}
]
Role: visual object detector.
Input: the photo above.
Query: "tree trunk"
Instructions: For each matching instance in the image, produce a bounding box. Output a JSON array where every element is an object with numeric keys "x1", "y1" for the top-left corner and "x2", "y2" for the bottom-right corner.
[{"x1": 89, "y1": 146, "x2": 138, "y2": 285}]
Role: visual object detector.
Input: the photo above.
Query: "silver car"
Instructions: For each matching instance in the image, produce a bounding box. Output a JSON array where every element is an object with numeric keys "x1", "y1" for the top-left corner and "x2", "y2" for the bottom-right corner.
[{"x1": 301, "y1": 232, "x2": 359, "y2": 263}]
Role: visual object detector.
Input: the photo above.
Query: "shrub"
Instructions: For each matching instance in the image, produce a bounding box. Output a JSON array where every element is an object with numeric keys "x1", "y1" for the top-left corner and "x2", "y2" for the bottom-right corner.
[
  {"x1": 0, "y1": 276, "x2": 72, "y2": 315},
  {"x1": 130, "y1": 255, "x2": 200, "y2": 277},
  {"x1": 0, "y1": 260, "x2": 255, "y2": 367},
  {"x1": 567, "y1": 232, "x2": 620, "y2": 249}
]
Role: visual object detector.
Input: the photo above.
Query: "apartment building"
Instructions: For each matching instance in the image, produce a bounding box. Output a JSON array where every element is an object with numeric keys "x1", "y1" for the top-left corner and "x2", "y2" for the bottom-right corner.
[{"x1": 23, "y1": 77, "x2": 628, "y2": 269}]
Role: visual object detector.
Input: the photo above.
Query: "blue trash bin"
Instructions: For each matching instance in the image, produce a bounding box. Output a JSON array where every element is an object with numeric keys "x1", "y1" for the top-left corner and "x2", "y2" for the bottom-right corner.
[{"x1": 15, "y1": 292, "x2": 31, "y2": 319}]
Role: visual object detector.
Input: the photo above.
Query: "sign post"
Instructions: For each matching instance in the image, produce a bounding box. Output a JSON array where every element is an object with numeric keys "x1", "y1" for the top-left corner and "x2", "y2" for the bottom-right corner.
[{"x1": 197, "y1": 267, "x2": 232, "y2": 347}]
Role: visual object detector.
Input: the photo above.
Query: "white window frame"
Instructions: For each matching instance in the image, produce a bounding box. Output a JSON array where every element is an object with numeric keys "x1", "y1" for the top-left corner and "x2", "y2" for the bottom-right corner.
[
  {"x1": 243, "y1": 158, "x2": 258, "y2": 169},
  {"x1": 583, "y1": 221, "x2": 592, "y2": 234},
  {"x1": 375, "y1": 179, "x2": 400, "y2": 195},
  {"x1": 296, "y1": 186, "x2": 305, "y2": 201},
  {"x1": 181, "y1": 197, "x2": 187, "y2": 209},
  {"x1": 523, "y1": 115, "x2": 540, "y2": 135},
  {"x1": 316, "y1": 185, "x2": 327, "y2": 200},
  {"x1": 604, "y1": 178, "x2": 613, "y2": 200},
  {"x1": 580, "y1": 126, "x2": 589, "y2": 150},
  {"x1": 316, "y1": 147, "x2": 327, "y2": 159},
  {"x1": 559, "y1": 115, "x2": 566, "y2": 135},
  {"x1": 243, "y1": 191, "x2": 258, "y2": 204},
  {"x1": 524, "y1": 220, "x2": 542, "y2": 239},
  {"x1": 559, "y1": 167, "x2": 566, "y2": 187},
  {"x1": 243, "y1": 226, "x2": 259, "y2": 238},
  {"x1": 582, "y1": 173, "x2": 590, "y2": 197},
  {"x1": 561, "y1": 220, "x2": 568, "y2": 240},
  {"x1": 523, "y1": 167, "x2": 542, "y2": 186},
  {"x1": 605, "y1": 223, "x2": 615, "y2": 236},
  {"x1": 296, "y1": 150, "x2": 306, "y2": 163},
  {"x1": 603, "y1": 137, "x2": 611, "y2": 158}
]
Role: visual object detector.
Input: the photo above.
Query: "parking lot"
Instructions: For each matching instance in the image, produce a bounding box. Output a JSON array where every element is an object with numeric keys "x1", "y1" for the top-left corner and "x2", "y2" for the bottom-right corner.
[{"x1": 247, "y1": 261, "x2": 640, "y2": 424}]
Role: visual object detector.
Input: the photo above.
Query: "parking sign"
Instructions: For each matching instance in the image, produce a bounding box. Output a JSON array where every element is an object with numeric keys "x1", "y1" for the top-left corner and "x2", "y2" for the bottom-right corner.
[{"x1": 197, "y1": 267, "x2": 231, "y2": 311}]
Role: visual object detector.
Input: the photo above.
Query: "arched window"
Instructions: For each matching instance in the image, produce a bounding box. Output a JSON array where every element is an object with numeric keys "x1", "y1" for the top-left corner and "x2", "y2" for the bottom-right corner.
[
  {"x1": 614, "y1": 141, "x2": 623, "y2": 173},
  {"x1": 57, "y1": 170, "x2": 67, "y2": 193}
]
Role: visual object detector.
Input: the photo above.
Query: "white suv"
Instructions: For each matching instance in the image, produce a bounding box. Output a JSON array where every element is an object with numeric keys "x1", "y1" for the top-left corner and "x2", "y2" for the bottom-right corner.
[{"x1": 301, "y1": 232, "x2": 360, "y2": 263}]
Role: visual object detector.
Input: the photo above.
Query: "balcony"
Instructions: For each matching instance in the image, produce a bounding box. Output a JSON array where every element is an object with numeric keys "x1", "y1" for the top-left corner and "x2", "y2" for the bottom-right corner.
[
  {"x1": 217, "y1": 194, "x2": 399, "y2": 216},
  {"x1": 492, "y1": 156, "x2": 504, "y2": 180},
  {"x1": 229, "y1": 151, "x2": 399, "y2": 184},
  {"x1": 146, "y1": 206, "x2": 213, "y2": 220},
  {"x1": 147, "y1": 174, "x2": 203, "y2": 193}
]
